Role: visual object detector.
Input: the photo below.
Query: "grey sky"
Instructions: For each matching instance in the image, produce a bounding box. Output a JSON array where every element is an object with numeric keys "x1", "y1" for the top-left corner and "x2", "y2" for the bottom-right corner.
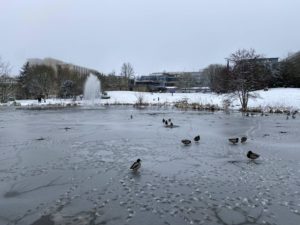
[{"x1": 1, "y1": 0, "x2": 300, "y2": 76}]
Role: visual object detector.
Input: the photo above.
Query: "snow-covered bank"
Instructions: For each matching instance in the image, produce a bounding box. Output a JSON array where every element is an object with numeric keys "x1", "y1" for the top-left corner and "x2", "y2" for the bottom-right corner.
[
  {"x1": 3, "y1": 88, "x2": 300, "y2": 111},
  {"x1": 247, "y1": 88, "x2": 300, "y2": 111}
]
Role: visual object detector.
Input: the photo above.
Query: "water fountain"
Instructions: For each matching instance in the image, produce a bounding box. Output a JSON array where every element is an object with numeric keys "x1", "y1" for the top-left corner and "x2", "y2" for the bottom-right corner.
[{"x1": 83, "y1": 73, "x2": 101, "y2": 105}]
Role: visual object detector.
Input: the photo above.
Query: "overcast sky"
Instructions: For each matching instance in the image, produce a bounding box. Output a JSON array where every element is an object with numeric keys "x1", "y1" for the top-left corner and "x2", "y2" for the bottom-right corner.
[{"x1": 1, "y1": 0, "x2": 300, "y2": 76}]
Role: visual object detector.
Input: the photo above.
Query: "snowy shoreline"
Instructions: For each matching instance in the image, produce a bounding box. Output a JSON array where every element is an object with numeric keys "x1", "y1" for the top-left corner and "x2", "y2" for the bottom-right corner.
[{"x1": 2, "y1": 88, "x2": 300, "y2": 112}]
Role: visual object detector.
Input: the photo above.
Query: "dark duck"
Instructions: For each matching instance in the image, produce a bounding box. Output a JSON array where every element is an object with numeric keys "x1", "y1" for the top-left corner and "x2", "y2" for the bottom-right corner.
[
  {"x1": 181, "y1": 139, "x2": 192, "y2": 145},
  {"x1": 247, "y1": 151, "x2": 260, "y2": 160},
  {"x1": 241, "y1": 136, "x2": 247, "y2": 143},
  {"x1": 228, "y1": 138, "x2": 239, "y2": 144},
  {"x1": 194, "y1": 135, "x2": 200, "y2": 142},
  {"x1": 130, "y1": 159, "x2": 141, "y2": 171}
]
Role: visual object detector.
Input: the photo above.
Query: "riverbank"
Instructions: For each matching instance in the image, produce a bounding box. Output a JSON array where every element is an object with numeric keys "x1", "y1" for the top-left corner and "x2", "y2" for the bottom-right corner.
[{"x1": 2, "y1": 88, "x2": 300, "y2": 112}]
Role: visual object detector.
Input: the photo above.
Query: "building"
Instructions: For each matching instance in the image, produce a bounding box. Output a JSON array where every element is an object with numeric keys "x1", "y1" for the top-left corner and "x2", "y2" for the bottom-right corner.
[
  {"x1": 257, "y1": 58, "x2": 279, "y2": 73},
  {"x1": 135, "y1": 72, "x2": 177, "y2": 91},
  {"x1": 172, "y1": 71, "x2": 203, "y2": 88},
  {"x1": 27, "y1": 57, "x2": 99, "y2": 77},
  {"x1": 135, "y1": 71, "x2": 203, "y2": 92}
]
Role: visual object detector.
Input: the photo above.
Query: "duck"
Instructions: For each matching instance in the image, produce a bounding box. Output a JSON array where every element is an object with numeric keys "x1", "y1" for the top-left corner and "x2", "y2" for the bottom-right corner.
[
  {"x1": 241, "y1": 136, "x2": 247, "y2": 143},
  {"x1": 165, "y1": 120, "x2": 168, "y2": 126},
  {"x1": 162, "y1": 118, "x2": 165, "y2": 123},
  {"x1": 36, "y1": 137, "x2": 45, "y2": 141},
  {"x1": 194, "y1": 135, "x2": 200, "y2": 142},
  {"x1": 247, "y1": 151, "x2": 260, "y2": 160},
  {"x1": 130, "y1": 159, "x2": 141, "y2": 171},
  {"x1": 181, "y1": 139, "x2": 192, "y2": 145},
  {"x1": 168, "y1": 118, "x2": 171, "y2": 122},
  {"x1": 170, "y1": 122, "x2": 174, "y2": 128},
  {"x1": 228, "y1": 138, "x2": 239, "y2": 144}
]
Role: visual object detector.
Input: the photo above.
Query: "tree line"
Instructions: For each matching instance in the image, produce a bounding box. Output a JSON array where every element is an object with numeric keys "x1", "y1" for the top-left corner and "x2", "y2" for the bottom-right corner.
[
  {"x1": 1, "y1": 50, "x2": 300, "y2": 111},
  {"x1": 201, "y1": 49, "x2": 300, "y2": 111},
  {"x1": 16, "y1": 62, "x2": 87, "y2": 99},
  {"x1": 202, "y1": 49, "x2": 300, "y2": 94},
  {"x1": 12, "y1": 62, "x2": 135, "y2": 100}
]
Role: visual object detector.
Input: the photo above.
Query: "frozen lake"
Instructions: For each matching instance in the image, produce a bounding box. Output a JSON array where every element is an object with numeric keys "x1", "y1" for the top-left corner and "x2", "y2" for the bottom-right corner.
[{"x1": 0, "y1": 107, "x2": 300, "y2": 225}]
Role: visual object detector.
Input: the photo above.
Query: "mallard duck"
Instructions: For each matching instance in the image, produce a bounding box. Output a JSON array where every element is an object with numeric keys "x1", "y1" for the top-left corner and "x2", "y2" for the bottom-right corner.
[
  {"x1": 194, "y1": 135, "x2": 200, "y2": 142},
  {"x1": 247, "y1": 151, "x2": 259, "y2": 160},
  {"x1": 130, "y1": 159, "x2": 141, "y2": 171},
  {"x1": 241, "y1": 136, "x2": 247, "y2": 143},
  {"x1": 228, "y1": 138, "x2": 239, "y2": 144},
  {"x1": 181, "y1": 139, "x2": 191, "y2": 145},
  {"x1": 36, "y1": 137, "x2": 45, "y2": 141}
]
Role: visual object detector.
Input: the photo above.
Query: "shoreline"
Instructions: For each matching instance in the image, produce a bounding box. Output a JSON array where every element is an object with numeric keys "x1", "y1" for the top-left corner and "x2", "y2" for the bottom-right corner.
[
  {"x1": 5, "y1": 102, "x2": 297, "y2": 114},
  {"x1": 1, "y1": 88, "x2": 299, "y2": 113}
]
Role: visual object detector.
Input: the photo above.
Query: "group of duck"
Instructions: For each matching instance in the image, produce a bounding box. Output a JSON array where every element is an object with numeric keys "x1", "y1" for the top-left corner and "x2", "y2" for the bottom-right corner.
[
  {"x1": 181, "y1": 135, "x2": 200, "y2": 145},
  {"x1": 286, "y1": 111, "x2": 297, "y2": 120},
  {"x1": 246, "y1": 110, "x2": 298, "y2": 120},
  {"x1": 177, "y1": 120, "x2": 259, "y2": 161},
  {"x1": 228, "y1": 136, "x2": 259, "y2": 160},
  {"x1": 162, "y1": 118, "x2": 174, "y2": 128},
  {"x1": 228, "y1": 136, "x2": 247, "y2": 144},
  {"x1": 130, "y1": 117, "x2": 260, "y2": 172}
]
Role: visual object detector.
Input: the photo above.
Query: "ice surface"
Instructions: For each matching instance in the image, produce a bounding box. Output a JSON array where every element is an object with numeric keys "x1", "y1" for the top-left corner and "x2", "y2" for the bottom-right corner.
[{"x1": 0, "y1": 107, "x2": 299, "y2": 225}]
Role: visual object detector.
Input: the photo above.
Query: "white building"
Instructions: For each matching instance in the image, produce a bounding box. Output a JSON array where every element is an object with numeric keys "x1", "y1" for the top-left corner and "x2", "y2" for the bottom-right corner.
[{"x1": 27, "y1": 57, "x2": 99, "y2": 77}]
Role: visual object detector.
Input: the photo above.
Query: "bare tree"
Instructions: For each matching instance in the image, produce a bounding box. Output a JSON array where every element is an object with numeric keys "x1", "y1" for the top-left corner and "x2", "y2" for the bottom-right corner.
[
  {"x1": 228, "y1": 49, "x2": 269, "y2": 111},
  {"x1": 134, "y1": 92, "x2": 146, "y2": 106},
  {"x1": 28, "y1": 71, "x2": 54, "y2": 98},
  {"x1": 0, "y1": 57, "x2": 11, "y2": 76},
  {"x1": 121, "y1": 62, "x2": 134, "y2": 78},
  {"x1": 0, "y1": 57, "x2": 15, "y2": 102},
  {"x1": 120, "y1": 63, "x2": 135, "y2": 90}
]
